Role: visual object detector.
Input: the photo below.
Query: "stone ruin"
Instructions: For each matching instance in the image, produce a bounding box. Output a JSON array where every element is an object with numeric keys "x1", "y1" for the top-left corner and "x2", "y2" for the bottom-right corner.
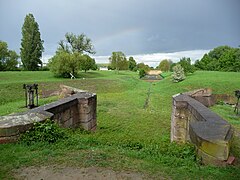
[
  {"x1": 171, "y1": 88, "x2": 235, "y2": 166},
  {"x1": 0, "y1": 86, "x2": 97, "y2": 144}
]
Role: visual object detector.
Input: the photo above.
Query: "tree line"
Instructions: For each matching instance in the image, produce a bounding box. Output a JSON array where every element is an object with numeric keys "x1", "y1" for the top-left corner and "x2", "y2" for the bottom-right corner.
[
  {"x1": 1, "y1": 13, "x2": 239, "y2": 76},
  {"x1": 195, "y1": 46, "x2": 240, "y2": 72}
]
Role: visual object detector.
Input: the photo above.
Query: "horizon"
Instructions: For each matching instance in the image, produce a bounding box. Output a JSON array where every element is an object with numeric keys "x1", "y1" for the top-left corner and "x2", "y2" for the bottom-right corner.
[{"x1": 42, "y1": 49, "x2": 211, "y2": 67}]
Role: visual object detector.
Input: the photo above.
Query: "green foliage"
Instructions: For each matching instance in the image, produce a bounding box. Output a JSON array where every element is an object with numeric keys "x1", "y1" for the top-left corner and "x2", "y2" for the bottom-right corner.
[
  {"x1": 80, "y1": 54, "x2": 97, "y2": 72},
  {"x1": 58, "y1": 32, "x2": 95, "y2": 54},
  {"x1": 139, "y1": 69, "x2": 146, "y2": 78},
  {"x1": 0, "y1": 41, "x2": 19, "y2": 71},
  {"x1": 195, "y1": 45, "x2": 240, "y2": 72},
  {"x1": 109, "y1": 51, "x2": 128, "y2": 71},
  {"x1": 170, "y1": 62, "x2": 177, "y2": 72},
  {"x1": 20, "y1": 119, "x2": 67, "y2": 144},
  {"x1": 128, "y1": 56, "x2": 137, "y2": 71},
  {"x1": 137, "y1": 62, "x2": 150, "y2": 72},
  {"x1": 48, "y1": 51, "x2": 81, "y2": 77},
  {"x1": 172, "y1": 64, "x2": 186, "y2": 82},
  {"x1": 178, "y1": 57, "x2": 195, "y2": 74},
  {"x1": 49, "y1": 33, "x2": 96, "y2": 77},
  {"x1": 157, "y1": 59, "x2": 170, "y2": 72},
  {"x1": 20, "y1": 13, "x2": 44, "y2": 70}
]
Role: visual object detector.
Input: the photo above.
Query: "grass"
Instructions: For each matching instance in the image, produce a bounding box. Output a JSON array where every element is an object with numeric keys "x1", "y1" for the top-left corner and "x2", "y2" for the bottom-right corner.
[{"x1": 0, "y1": 70, "x2": 240, "y2": 179}]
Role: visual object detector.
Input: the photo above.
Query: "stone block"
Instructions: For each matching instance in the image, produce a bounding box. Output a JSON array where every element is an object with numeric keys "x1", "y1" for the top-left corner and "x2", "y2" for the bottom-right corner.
[
  {"x1": 62, "y1": 117, "x2": 73, "y2": 128},
  {"x1": 197, "y1": 148, "x2": 228, "y2": 166},
  {"x1": 79, "y1": 103, "x2": 91, "y2": 114},
  {"x1": 173, "y1": 108, "x2": 189, "y2": 118},
  {"x1": 80, "y1": 119, "x2": 96, "y2": 131},
  {"x1": 171, "y1": 126, "x2": 188, "y2": 143},
  {"x1": 172, "y1": 117, "x2": 188, "y2": 129},
  {"x1": 79, "y1": 112, "x2": 93, "y2": 123},
  {"x1": 0, "y1": 136, "x2": 18, "y2": 144},
  {"x1": 62, "y1": 109, "x2": 71, "y2": 122},
  {"x1": 193, "y1": 96, "x2": 214, "y2": 107},
  {"x1": 200, "y1": 140, "x2": 230, "y2": 161},
  {"x1": 173, "y1": 101, "x2": 188, "y2": 108}
]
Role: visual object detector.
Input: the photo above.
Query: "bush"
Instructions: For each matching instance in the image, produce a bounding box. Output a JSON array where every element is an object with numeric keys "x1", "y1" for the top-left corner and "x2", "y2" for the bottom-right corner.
[
  {"x1": 20, "y1": 119, "x2": 67, "y2": 145},
  {"x1": 48, "y1": 51, "x2": 81, "y2": 78},
  {"x1": 172, "y1": 64, "x2": 185, "y2": 82},
  {"x1": 139, "y1": 69, "x2": 146, "y2": 78}
]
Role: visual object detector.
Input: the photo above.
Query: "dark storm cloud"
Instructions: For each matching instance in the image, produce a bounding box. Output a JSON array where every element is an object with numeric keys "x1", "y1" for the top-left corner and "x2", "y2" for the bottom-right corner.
[{"x1": 0, "y1": 0, "x2": 239, "y2": 58}]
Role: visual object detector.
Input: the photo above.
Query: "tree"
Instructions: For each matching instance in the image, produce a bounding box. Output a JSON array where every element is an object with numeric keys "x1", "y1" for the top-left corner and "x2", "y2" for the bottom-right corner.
[
  {"x1": 79, "y1": 54, "x2": 97, "y2": 72},
  {"x1": 128, "y1": 56, "x2": 137, "y2": 71},
  {"x1": 218, "y1": 48, "x2": 239, "y2": 71},
  {"x1": 172, "y1": 64, "x2": 185, "y2": 82},
  {"x1": 0, "y1": 41, "x2": 9, "y2": 70},
  {"x1": 5, "y1": 50, "x2": 19, "y2": 70},
  {"x1": 157, "y1": 59, "x2": 170, "y2": 72},
  {"x1": 178, "y1": 57, "x2": 195, "y2": 74},
  {"x1": 49, "y1": 33, "x2": 96, "y2": 77},
  {"x1": 0, "y1": 41, "x2": 19, "y2": 71},
  {"x1": 195, "y1": 45, "x2": 240, "y2": 72},
  {"x1": 20, "y1": 14, "x2": 44, "y2": 70},
  {"x1": 137, "y1": 62, "x2": 150, "y2": 72},
  {"x1": 58, "y1": 32, "x2": 95, "y2": 54},
  {"x1": 48, "y1": 51, "x2": 81, "y2": 77},
  {"x1": 109, "y1": 51, "x2": 128, "y2": 72},
  {"x1": 139, "y1": 69, "x2": 146, "y2": 78},
  {"x1": 170, "y1": 63, "x2": 177, "y2": 72}
]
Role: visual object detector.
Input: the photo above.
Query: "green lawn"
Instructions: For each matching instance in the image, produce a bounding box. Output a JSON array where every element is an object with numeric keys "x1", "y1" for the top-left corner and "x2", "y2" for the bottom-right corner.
[{"x1": 0, "y1": 70, "x2": 240, "y2": 179}]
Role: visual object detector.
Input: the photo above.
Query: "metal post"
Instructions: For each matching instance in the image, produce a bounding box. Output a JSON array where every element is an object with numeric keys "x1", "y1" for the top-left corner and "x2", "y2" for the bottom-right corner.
[
  {"x1": 23, "y1": 84, "x2": 39, "y2": 109},
  {"x1": 35, "y1": 84, "x2": 39, "y2": 107},
  {"x1": 234, "y1": 90, "x2": 240, "y2": 115}
]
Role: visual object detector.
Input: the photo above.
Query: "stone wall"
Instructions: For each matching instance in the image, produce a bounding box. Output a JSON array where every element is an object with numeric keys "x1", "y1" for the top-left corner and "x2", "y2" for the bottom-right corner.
[
  {"x1": 171, "y1": 89, "x2": 234, "y2": 165},
  {"x1": 0, "y1": 91, "x2": 97, "y2": 144}
]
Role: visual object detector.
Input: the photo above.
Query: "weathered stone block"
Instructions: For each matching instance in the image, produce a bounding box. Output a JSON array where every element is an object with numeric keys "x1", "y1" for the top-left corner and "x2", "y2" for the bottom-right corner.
[
  {"x1": 80, "y1": 119, "x2": 96, "y2": 131},
  {"x1": 0, "y1": 112, "x2": 51, "y2": 137},
  {"x1": 0, "y1": 136, "x2": 18, "y2": 144},
  {"x1": 171, "y1": 90, "x2": 234, "y2": 166},
  {"x1": 62, "y1": 117, "x2": 74, "y2": 128},
  {"x1": 172, "y1": 117, "x2": 188, "y2": 129},
  {"x1": 197, "y1": 148, "x2": 228, "y2": 166},
  {"x1": 79, "y1": 112, "x2": 93, "y2": 123}
]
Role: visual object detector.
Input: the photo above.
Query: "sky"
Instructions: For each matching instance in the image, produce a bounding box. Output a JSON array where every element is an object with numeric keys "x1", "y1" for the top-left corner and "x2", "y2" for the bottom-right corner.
[{"x1": 0, "y1": 0, "x2": 239, "y2": 67}]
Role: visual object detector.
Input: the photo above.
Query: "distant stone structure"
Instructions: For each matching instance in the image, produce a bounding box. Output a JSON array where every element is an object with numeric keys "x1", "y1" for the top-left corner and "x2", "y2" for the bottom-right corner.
[
  {"x1": 142, "y1": 70, "x2": 163, "y2": 81},
  {"x1": 99, "y1": 67, "x2": 108, "y2": 71},
  {"x1": 171, "y1": 89, "x2": 234, "y2": 166},
  {"x1": 0, "y1": 86, "x2": 97, "y2": 144}
]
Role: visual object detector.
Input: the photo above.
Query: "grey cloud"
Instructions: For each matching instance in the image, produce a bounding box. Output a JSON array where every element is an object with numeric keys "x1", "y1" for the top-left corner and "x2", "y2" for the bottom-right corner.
[{"x1": 0, "y1": 0, "x2": 239, "y2": 58}]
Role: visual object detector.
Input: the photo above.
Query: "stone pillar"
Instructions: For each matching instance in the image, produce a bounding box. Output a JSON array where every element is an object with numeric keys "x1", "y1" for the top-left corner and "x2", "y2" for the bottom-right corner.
[
  {"x1": 171, "y1": 94, "x2": 189, "y2": 143},
  {"x1": 78, "y1": 94, "x2": 97, "y2": 131}
]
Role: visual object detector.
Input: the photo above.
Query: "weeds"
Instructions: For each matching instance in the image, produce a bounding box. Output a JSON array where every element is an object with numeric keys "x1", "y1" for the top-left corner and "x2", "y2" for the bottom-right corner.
[{"x1": 20, "y1": 119, "x2": 67, "y2": 145}]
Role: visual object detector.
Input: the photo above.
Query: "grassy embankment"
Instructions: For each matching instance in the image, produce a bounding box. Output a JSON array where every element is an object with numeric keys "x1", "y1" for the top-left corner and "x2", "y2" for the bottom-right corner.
[{"x1": 0, "y1": 70, "x2": 239, "y2": 179}]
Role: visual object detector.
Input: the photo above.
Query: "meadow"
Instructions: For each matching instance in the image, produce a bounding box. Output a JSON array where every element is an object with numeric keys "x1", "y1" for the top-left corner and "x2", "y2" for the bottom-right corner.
[{"x1": 0, "y1": 70, "x2": 240, "y2": 179}]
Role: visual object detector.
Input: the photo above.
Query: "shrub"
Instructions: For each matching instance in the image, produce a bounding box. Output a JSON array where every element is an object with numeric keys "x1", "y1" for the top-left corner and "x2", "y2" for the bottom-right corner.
[
  {"x1": 20, "y1": 119, "x2": 67, "y2": 145},
  {"x1": 172, "y1": 64, "x2": 186, "y2": 82},
  {"x1": 139, "y1": 69, "x2": 146, "y2": 78}
]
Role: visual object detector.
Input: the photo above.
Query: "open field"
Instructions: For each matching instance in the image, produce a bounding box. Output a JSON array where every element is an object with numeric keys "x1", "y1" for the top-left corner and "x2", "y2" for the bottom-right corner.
[{"x1": 0, "y1": 70, "x2": 240, "y2": 179}]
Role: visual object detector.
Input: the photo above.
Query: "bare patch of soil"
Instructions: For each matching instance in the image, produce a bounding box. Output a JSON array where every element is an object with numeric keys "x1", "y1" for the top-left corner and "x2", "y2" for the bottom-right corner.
[{"x1": 14, "y1": 166, "x2": 154, "y2": 180}]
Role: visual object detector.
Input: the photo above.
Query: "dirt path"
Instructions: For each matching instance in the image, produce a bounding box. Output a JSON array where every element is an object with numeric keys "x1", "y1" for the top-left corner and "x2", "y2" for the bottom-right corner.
[{"x1": 14, "y1": 166, "x2": 153, "y2": 180}]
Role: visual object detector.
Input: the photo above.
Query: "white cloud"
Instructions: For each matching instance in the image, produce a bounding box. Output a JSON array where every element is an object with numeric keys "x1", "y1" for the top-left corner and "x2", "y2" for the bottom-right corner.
[
  {"x1": 41, "y1": 54, "x2": 53, "y2": 64},
  {"x1": 93, "y1": 49, "x2": 210, "y2": 67},
  {"x1": 41, "y1": 49, "x2": 210, "y2": 67}
]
